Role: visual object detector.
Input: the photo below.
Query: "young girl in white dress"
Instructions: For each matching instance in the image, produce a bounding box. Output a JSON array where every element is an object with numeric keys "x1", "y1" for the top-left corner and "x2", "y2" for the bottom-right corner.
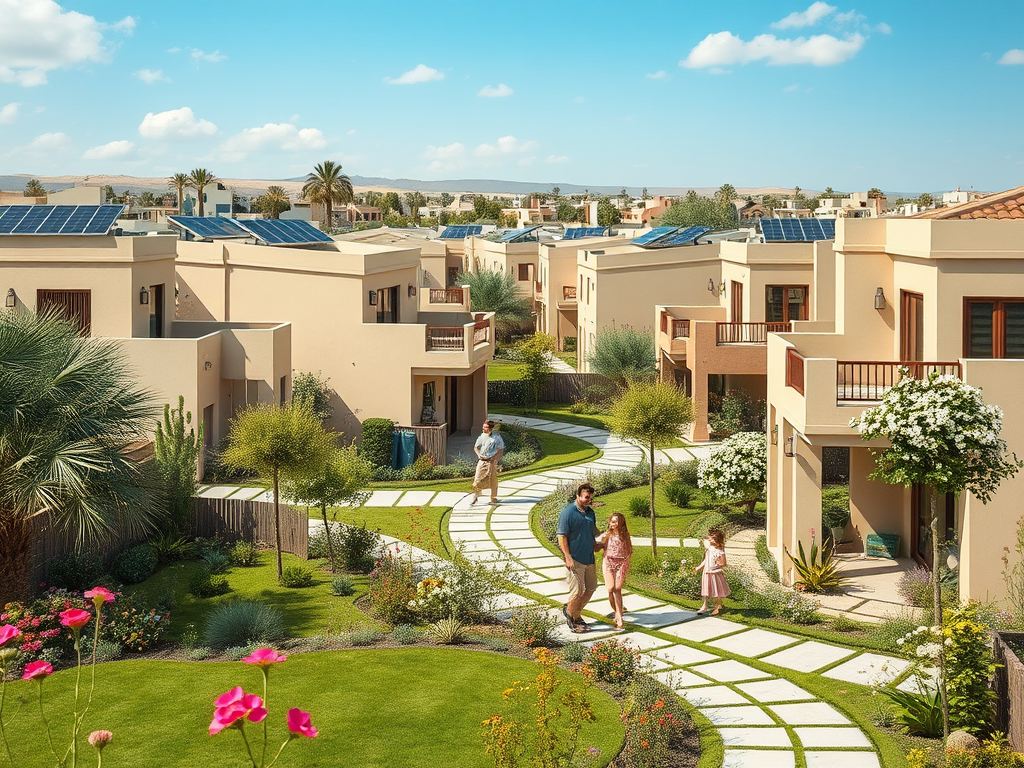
[{"x1": 693, "y1": 527, "x2": 729, "y2": 615}]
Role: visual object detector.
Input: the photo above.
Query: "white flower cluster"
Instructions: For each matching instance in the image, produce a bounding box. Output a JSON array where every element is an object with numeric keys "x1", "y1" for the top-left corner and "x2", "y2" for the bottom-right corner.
[
  {"x1": 850, "y1": 370, "x2": 1020, "y2": 502},
  {"x1": 894, "y1": 625, "x2": 946, "y2": 664},
  {"x1": 698, "y1": 431, "x2": 768, "y2": 500}
]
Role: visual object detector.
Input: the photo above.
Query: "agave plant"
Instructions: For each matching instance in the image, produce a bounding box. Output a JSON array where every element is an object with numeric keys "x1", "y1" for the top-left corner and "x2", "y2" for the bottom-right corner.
[
  {"x1": 427, "y1": 617, "x2": 465, "y2": 645},
  {"x1": 877, "y1": 685, "x2": 943, "y2": 736},
  {"x1": 784, "y1": 534, "x2": 846, "y2": 593}
]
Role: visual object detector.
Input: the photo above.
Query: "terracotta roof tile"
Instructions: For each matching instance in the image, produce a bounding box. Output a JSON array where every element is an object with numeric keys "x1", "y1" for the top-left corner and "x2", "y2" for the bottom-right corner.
[{"x1": 914, "y1": 185, "x2": 1024, "y2": 219}]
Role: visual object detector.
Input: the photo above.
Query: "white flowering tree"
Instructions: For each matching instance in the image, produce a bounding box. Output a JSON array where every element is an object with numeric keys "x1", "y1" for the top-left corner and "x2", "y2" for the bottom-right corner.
[
  {"x1": 851, "y1": 369, "x2": 1021, "y2": 736},
  {"x1": 697, "y1": 431, "x2": 768, "y2": 517}
]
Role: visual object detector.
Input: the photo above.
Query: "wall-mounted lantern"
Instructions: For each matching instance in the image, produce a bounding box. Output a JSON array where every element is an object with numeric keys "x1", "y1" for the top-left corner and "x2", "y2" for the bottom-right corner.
[
  {"x1": 719, "y1": 281, "x2": 727, "y2": 295},
  {"x1": 5, "y1": 289, "x2": 15, "y2": 308},
  {"x1": 873, "y1": 287, "x2": 886, "y2": 310},
  {"x1": 368, "y1": 290, "x2": 377, "y2": 306},
  {"x1": 707, "y1": 279, "x2": 715, "y2": 293},
  {"x1": 771, "y1": 425, "x2": 779, "y2": 446},
  {"x1": 784, "y1": 436, "x2": 795, "y2": 457},
  {"x1": 408, "y1": 284, "x2": 416, "y2": 298},
  {"x1": 139, "y1": 286, "x2": 150, "y2": 305},
  {"x1": 204, "y1": 361, "x2": 213, "y2": 371}
]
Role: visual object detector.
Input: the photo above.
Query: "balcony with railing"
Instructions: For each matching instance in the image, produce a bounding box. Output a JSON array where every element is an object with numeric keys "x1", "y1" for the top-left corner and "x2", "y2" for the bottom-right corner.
[
  {"x1": 836, "y1": 361, "x2": 961, "y2": 402},
  {"x1": 425, "y1": 316, "x2": 492, "y2": 353},
  {"x1": 419, "y1": 284, "x2": 470, "y2": 313},
  {"x1": 716, "y1": 322, "x2": 791, "y2": 344},
  {"x1": 561, "y1": 285, "x2": 577, "y2": 303}
]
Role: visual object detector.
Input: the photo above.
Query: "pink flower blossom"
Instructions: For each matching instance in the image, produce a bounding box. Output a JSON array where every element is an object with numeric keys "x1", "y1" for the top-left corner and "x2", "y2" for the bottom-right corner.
[
  {"x1": 286, "y1": 708, "x2": 318, "y2": 739},
  {"x1": 22, "y1": 661, "x2": 53, "y2": 680},
  {"x1": 0, "y1": 624, "x2": 21, "y2": 647},
  {"x1": 88, "y1": 730, "x2": 113, "y2": 750},
  {"x1": 59, "y1": 608, "x2": 91, "y2": 630},
  {"x1": 84, "y1": 587, "x2": 116, "y2": 608},
  {"x1": 242, "y1": 648, "x2": 286, "y2": 667},
  {"x1": 209, "y1": 689, "x2": 267, "y2": 735},
  {"x1": 214, "y1": 686, "x2": 245, "y2": 708}
]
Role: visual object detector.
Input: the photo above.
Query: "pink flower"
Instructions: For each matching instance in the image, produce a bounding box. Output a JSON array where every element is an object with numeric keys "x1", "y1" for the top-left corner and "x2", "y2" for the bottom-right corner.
[
  {"x1": 22, "y1": 661, "x2": 53, "y2": 680},
  {"x1": 84, "y1": 587, "x2": 116, "y2": 608},
  {"x1": 0, "y1": 624, "x2": 21, "y2": 647},
  {"x1": 286, "y1": 708, "x2": 318, "y2": 739},
  {"x1": 209, "y1": 689, "x2": 267, "y2": 735},
  {"x1": 243, "y1": 648, "x2": 286, "y2": 668},
  {"x1": 59, "y1": 608, "x2": 91, "y2": 630},
  {"x1": 214, "y1": 686, "x2": 245, "y2": 708},
  {"x1": 88, "y1": 730, "x2": 113, "y2": 751}
]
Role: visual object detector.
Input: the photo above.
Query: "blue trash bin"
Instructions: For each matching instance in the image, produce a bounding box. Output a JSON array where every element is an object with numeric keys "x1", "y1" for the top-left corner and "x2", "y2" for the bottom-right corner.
[{"x1": 391, "y1": 429, "x2": 417, "y2": 469}]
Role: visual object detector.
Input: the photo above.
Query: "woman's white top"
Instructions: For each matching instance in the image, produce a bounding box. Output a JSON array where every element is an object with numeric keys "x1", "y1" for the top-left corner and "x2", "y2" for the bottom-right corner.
[{"x1": 474, "y1": 433, "x2": 505, "y2": 460}]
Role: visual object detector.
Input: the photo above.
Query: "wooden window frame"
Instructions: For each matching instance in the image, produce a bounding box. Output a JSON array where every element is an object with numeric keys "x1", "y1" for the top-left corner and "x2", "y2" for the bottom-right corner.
[
  {"x1": 765, "y1": 285, "x2": 809, "y2": 324},
  {"x1": 963, "y1": 297, "x2": 1024, "y2": 358},
  {"x1": 900, "y1": 290, "x2": 924, "y2": 362},
  {"x1": 36, "y1": 289, "x2": 92, "y2": 337}
]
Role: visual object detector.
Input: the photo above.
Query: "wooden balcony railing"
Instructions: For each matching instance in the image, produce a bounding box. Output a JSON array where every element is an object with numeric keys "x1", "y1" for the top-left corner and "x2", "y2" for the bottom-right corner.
[
  {"x1": 473, "y1": 319, "x2": 491, "y2": 346},
  {"x1": 716, "y1": 322, "x2": 791, "y2": 344},
  {"x1": 562, "y1": 286, "x2": 576, "y2": 301},
  {"x1": 428, "y1": 287, "x2": 464, "y2": 304},
  {"x1": 786, "y1": 348, "x2": 805, "y2": 395},
  {"x1": 672, "y1": 319, "x2": 690, "y2": 339},
  {"x1": 426, "y1": 327, "x2": 465, "y2": 351},
  {"x1": 836, "y1": 361, "x2": 961, "y2": 402}
]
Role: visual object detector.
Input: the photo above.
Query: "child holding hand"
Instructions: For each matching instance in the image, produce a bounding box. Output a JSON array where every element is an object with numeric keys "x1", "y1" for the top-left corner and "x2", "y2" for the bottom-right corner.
[
  {"x1": 693, "y1": 527, "x2": 729, "y2": 615},
  {"x1": 596, "y1": 513, "x2": 633, "y2": 629}
]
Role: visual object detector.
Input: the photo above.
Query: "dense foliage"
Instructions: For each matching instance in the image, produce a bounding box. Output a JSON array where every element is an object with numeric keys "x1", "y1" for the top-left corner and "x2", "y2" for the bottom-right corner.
[{"x1": 698, "y1": 432, "x2": 767, "y2": 516}]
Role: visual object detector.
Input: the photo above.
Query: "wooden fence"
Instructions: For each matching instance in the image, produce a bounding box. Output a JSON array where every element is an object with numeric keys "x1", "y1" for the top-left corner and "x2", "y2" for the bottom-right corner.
[
  {"x1": 395, "y1": 423, "x2": 448, "y2": 464},
  {"x1": 26, "y1": 511, "x2": 127, "y2": 590},
  {"x1": 994, "y1": 632, "x2": 1024, "y2": 750},
  {"x1": 488, "y1": 372, "x2": 612, "y2": 405},
  {"x1": 191, "y1": 498, "x2": 308, "y2": 559}
]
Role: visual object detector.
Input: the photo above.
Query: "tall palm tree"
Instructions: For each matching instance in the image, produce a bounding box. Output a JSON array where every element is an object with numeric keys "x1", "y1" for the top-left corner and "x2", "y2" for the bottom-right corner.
[
  {"x1": 302, "y1": 160, "x2": 353, "y2": 229},
  {"x1": 0, "y1": 311, "x2": 159, "y2": 602},
  {"x1": 188, "y1": 168, "x2": 217, "y2": 217},
  {"x1": 168, "y1": 173, "x2": 190, "y2": 213},
  {"x1": 456, "y1": 269, "x2": 532, "y2": 342},
  {"x1": 258, "y1": 186, "x2": 291, "y2": 219}
]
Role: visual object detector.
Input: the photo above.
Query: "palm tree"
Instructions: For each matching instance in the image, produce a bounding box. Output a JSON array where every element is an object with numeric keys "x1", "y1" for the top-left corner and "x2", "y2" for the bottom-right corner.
[
  {"x1": 188, "y1": 168, "x2": 217, "y2": 217},
  {"x1": 302, "y1": 160, "x2": 353, "y2": 230},
  {"x1": 456, "y1": 269, "x2": 532, "y2": 342},
  {"x1": 257, "y1": 186, "x2": 291, "y2": 219},
  {"x1": 0, "y1": 311, "x2": 160, "y2": 602},
  {"x1": 168, "y1": 173, "x2": 190, "y2": 214}
]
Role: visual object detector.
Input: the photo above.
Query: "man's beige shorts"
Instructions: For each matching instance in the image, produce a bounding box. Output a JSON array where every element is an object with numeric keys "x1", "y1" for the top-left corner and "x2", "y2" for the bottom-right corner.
[{"x1": 566, "y1": 561, "x2": 597, "y2": 601}]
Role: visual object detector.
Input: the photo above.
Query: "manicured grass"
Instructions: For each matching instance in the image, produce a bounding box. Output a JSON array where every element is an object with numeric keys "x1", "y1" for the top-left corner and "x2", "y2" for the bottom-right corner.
[
  {"x1": 7, "y1": 649, "x2": 625, "y2": 768},
  {"x1": 554, "y1": 351, "x2": 578, "y2": 370},
  {"x1": 127, "y1": 551, "x2": 375, "y2": 641},
  {"x1": 487, "y1": 359, "x2": 524, "y2": 381},
  {"x1": 592, "y1": 480, "x2": 702, "y2": 539},
  {"x1": 492, "y1": 403, "x2": 689, "y2": 448},
  {"x1": 330, "y1": 505, "x2": 450, "y2": 557}
]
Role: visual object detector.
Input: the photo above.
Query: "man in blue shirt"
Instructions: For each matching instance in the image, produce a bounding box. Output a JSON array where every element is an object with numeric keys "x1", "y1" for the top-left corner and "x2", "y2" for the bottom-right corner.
[{"x1": 556, "y1": 482, "x2": 599, "y2": 632}]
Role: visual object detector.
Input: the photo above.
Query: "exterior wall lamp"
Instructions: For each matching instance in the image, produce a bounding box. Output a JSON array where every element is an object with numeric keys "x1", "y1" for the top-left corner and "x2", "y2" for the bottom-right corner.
[
  {"x1": 719, "y1": 281, "x2": 726, "y2": 295},
  {"x1": 874, "y1": 287, "x2": 886, "y2": 310},
  {"x1": 707, "y1": 279, "x2": 715, "y2": 292},
  {"x1": 408, "y1": 284, "x2": 416, "y2": 297},
  {"x1": 784, "y1": 436, "x2": 795, "y2": 457},
  {"x1": 368, "y1": 290, "x2": 377, "y2": 306},
  {"x1": 139, "y1": 286, "x2": 150, "y2": 305},
  {"x1": 771, "y1": 425, "x2": 778, "y2": 445},
  {"x1": 5, "y1": 289, "x2": 15, "y2": 308}
]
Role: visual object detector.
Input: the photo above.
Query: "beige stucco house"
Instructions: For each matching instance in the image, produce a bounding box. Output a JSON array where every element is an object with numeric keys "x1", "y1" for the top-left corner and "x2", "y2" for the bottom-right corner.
[{"x1": 766, "y1": 191, "x2": 1024, "y2": 604}]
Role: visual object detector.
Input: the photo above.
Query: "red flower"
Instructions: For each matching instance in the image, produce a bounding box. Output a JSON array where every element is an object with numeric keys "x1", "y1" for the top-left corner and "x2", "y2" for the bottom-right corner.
[
  {"x1": 22, "y1": 661, "x2": 53, "y2": 680},
  {"x1": 0, "y1": 624, "x2": 21, "y2": 647},
  {"x1": 59, "y1": 608, "x2": 91, "y2": 630},
  {"x1": 287, "y1": 708, "x2": 319, "y2": 739},
  {"x1": 84, "y1": 587, "x2": 116, "y2": 608}
]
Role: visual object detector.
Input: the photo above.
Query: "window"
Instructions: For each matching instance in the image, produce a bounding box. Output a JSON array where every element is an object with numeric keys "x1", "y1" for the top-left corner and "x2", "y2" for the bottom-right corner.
[
  {"x1": 964, "y1": 299, "x2": 1024, "y2": 358},
  {"x1": 37, "y1": 289, "x2": 91, "y2": 336},
  {"x1": 280, "y1": 376, "x2": 287, "y2": 406},
  {"x1": 518, "y1": 263, "x2": 532, "y2": 281},
  {"x1": 376, "y1": 286, "x2": 399, "y2": 324},
  {"x1": 765, "y1": 285, "x2": 807, "y2": 323}
]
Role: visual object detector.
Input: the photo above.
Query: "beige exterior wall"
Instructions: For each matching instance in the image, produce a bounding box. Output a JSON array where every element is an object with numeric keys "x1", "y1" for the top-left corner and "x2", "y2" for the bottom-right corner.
[
  {"x1": 47, "y1": 186, "x2": 105, "y2": 206},
  {"x1": 466, "y1": 237, "x2": 540, "y2": 304},
  {"x1": 766, "y1": 217, "x2": 1024, "y2": 604}
]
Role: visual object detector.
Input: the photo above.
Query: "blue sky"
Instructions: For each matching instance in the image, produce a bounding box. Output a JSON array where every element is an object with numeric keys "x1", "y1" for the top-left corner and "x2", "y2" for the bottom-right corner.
[{"x1": 0, "y1": 0, "x2": 1022, "y2": 192}]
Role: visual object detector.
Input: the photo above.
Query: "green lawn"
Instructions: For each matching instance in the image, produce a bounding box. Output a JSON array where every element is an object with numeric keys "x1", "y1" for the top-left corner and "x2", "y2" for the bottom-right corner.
[
  {"x1": 591, "y1": 481, "x2": 702, "y2": 539},
  {"x1": 127, "y1": 551, "x2": 375, "y2": 641},
  {"x1": 7, "y1": 649, "x2": 624, "y2": 768},
  {"x1": 554, "y1": 351, "x2": 577, "y2": 370},
  {"x1": 331, "y1": 505, "x2": 450, "y2": 557},
  {"x1": 491, "y1": 403, "x2": 689, "y2": 448},
  {"x1": 487, "y1": 359, "x2": 524, "y2": 381}
]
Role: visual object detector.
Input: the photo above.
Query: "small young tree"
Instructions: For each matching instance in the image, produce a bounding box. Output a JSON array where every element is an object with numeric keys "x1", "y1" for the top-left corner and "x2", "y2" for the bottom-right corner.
[
  {"x1": 609, "y1": 382, "x2": 694, "y2": 557},
  {"x1": 511, "y1": 333, "x2": 557, "y2": 412},
  {"x1": 587, "y1": 325, "x2": 657, "y2": 389},
  {"x1": 222, "y1": 402, "x2": 336, "y2": 579},
  {"x1": 852, "y1": 369, "x2": 1022, "y2": 737},
  {"x1": 153, "y1": 395, "x2": 203, "y2": 535},
  {"x1": 456, "y1": 269, "x2": 532, "y2": 341},
  {"x1": 697, "y1": 432, "x2": 768, "y2": 517},
  {"x1": 292, "y1": 370, "x2": 334, "y2": 422},
  {"x1": 284, "y1": 445, "x2": 372, "y2": 572}
]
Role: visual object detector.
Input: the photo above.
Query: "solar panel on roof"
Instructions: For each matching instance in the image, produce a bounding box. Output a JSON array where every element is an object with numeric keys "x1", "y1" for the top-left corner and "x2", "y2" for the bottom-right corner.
[
  {"x1": 800, "y1": 219, "x2": 825, "y2": 240},
  {"x1": 819, "y1": 219, "x2": 836, "y2": 239},
  {"x1": 563, "y1": 227, "x2": 609, "y2": 240},
  {"x1": 780, "y1": 219, "x2": 804, "y2": 241},
  {"x1": 235, "y1": 218, "x2": 334, "y2": 245},
  {"x1": 36, "y1": 206, "x2": 76, "y2": 234},
  {"x1": 0, "y1": 206, "x2": 33, "y2": 234},
  {"x1": 82, "y1": 205, "x2": 124, "y2": 235},
  {"x1": 440, "y1": 225, "x2": 482, "y2": 239},
  {"x1": 168, "y1": 216, "x2": 249, "y2": 239},
  {"x1": 760, "y1": 217, "x2": 836, "y2": 242},
  {"x1": 658, "y1": 226, "x2": 712, "y2": 247},
  {"x1": 632, "y1": 226, "x2": 678, "y2": 246},
  {"x1": 500, "y1": 225, "x2": 541, "y2": 243},
  {"x1": 761, "y1": 219, "x2": 784, "y2": 241},
  {"x1": 0, "y1": 205, "x2": 125, "y2": 235}
]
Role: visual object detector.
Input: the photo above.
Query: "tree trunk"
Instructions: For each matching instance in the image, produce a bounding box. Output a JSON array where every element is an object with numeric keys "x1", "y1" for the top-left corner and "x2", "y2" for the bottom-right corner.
[
  {"x1": 0, "y1": 512, "x2": 31, "y2": 605},
  {"x1": 649, "y1": 441, "x2": 658, "y2": 559},
  {"x1": 273, "y1": 469, "x2": 283, "y2": 580},
  {"x1": 932, "y1": 492, "x2": 950, "y2": 738},
  {"x1": 322, "y1": 505, "x2": 337, "y2": 573},
  {"x1": 326, "y1": 199, "x2": 332, "y2": 230}
]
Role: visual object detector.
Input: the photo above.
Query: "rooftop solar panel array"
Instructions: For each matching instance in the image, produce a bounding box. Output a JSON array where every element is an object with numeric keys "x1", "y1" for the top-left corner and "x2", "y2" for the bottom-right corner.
[
  {"x1": 235, "y1": 218, "x2": 334, "y2": 245},
  {"x1": 562, "y1": 227, "x2": 609, "y2": 240},
  {"x1": 499, "y1": 225, "x2": 542, "y2": 243},
  {"x1": 167, "y1": 216, "x2": 249, "y2": 239},
  {"x1": 0, "y1": 205, "x2": 124, "y2": 235},
  {"x1": 631, "y1": 226, "x2": 678, "y2": 246},
  {"x1": 761, "y1": 217, "x2": 837, "y2": 242},
  {"x1": 657, "y1": 226, "x2": 712, "y2": 247},
  {"x1": 439, "y1": 225, "x2": 483, "y2": 239}
]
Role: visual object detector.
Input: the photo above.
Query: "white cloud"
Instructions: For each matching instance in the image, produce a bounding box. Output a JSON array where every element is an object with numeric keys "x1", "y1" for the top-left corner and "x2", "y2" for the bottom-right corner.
[
  {"x1": 875, "y1": 22, "x2": 892, "y2": 34},
  {"x1": 386, "y1": 64, "x2": 443, "y2": 84},
  {"x1": 0, "y1": 103, "x2": 19, "y2": 124},
  {"x1": 110, "y1": 16, "x2": 135, "y2": 34},
  {"x1": 783, "y1": 83, "x2": 800, "y2": 92},
  {"x1": 773, "y1": 2, "x2": 835, "y2": 29},
  {"x1": 423, "y1": 142, "x2": 465, "y2": 172},
  {"x1": 834, "y1": 10, "x2": 864, "y2": 25},
  {"x1": 474, "y1": 136, "x2": 538, "y2": 157},
  {"x1": 167, "y1": 46, "x2": 181, "y2": 54},
  {"x1": 545, "y1": 155, "x2": 569, "y2": 164},
  {"x1": 190, "y1": 48, "x2": 226, "y2": 63},
  {"x1": 517, "y1": 156, "x2": 535, "y2": 167},
  {"x1": 478, "y1": 83, "x2": 513, "y2": 97},
  {"x1": 0, "y1": 0, "x2": 106, "y2": 86},
  {"x1": 28, "y1": 132, "x2": 68, "y2": 150},
  {"x1": 999, "y1": 49, "x2": 1024, "y2": 65},
  {"x1": 681, "y1": 31, "x2": 864, "y2": 68},
  {"x1": 138, "y1": 107, "x2": 217, "y2": 140},
  {"x1": 83, "y1": 139, "x2": 135, "y2": 160},
  {"x1": 347, "y1": 128, "x2": 356, "y2": 135},
  {"x1": 220, "y1": 123, "x2": 326, "y2": 160},
  {"x1": 646, "y1": 70, "x2": 669, "y2": 80},
  {"x1": 135, "y1": 68, "x2": 169, "y2": 84}
]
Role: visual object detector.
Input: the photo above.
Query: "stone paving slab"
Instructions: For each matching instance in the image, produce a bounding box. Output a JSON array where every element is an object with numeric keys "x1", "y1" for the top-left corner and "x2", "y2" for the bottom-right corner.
[
  {"x1": 651, "y1": 669, "x2": 716, "y2": 688},
  {"x1": 736, "y1": 679, "x2": 816, "y2": 703},
  {"x1": 520, "y1": 571, "x2": 555, "y2": 585},
  {"x1": 649, "y1": 644, "x2": 719, "y2": 666},
  {"x1": 708, "y1": 629, "x2": 802, "y2": 658},
  {"x1": 461, "y1": 540, "x2": 500, "y2": 552},
  {"x1": 662, "y1": 616, "x2": 743, "y2": 643},
  {"x1": 508, "y1": 547, "x2": 555, "y2": 560},
  {"x1": 624, "y1": 606, "x2": 697, "y2": 629},
  {"x1": 519, "y1": 555, "x2": 564, "y2": 568},
  {"x1": 533, "y1": 566, "x2": 568, "y2": 580},
  {"x1": 449, "y1": 512, "x2": 489, "y2": 522},
  {"x1": 680, "y1": 686, "x2": 750, "y2": 707},
  {"x1": 397, "y1": 491, "x2": 436, "y2": 506},
  {"x1": 589, "y1": 632, "x2": 673, "y2": 652},
  {"x1": 432, "y1": 491, "x2": 470, "y2": 506},
  {"x1": 804, "y1": 752, "x2": 880, "y2": 768},
  {"x1": 724, "y1": 750, "x2": 795, "y2": 768},
  {"x1": 490, "y1": 521, "x2": 533, "y2": 530},
  {"x1": 719, "y1": 729, "x2": 793, "y2": 748},
  {"x1": 850, "y1": 600, "x2": 919, "y2": 620},
  {"x1": 688, "y1": 659, "x2": 772, "y2": 683},
  {"x1": 530, "y1": 580, "x2": 571, "y2": 597},
  {"x1": 239, "y1": 487, "x2": 268, "y2": 500},
  {"x1": 821, "y1": 653, "x2": 910, "y2": 687},
  {"x1": 768, "y1": 702, "x2": 850, "y2": 725},
  {"x1": 638, "y1": 655, "x2": 675, "y2": 672},
  {"x1": 201, "y1": 485, "x2": 244, "y2": 499},
  {"x1": 493, "y1": 538, "x2": 540, "y2": 549},
  {"x1": 450, "y1": 531, "x2": 492, "y2": 542},
  {"x1": 550, "y1": 623, "x2": 621, "y2": 643},
  {"x1": 701, "y1": 705, "x2": 775, "y2": 726},
  {"x1": 896, "y1": 667, "x2": 939, "y2": 693},
  {"x1": 760, "y1": 641, "x2": 857, "y2": 674},
  {"x1": 794, "y1": 727, "x2": 873, "y2": 748},
  {"x1": 364, "y1": 490, "x2": 403, "y2": 506},
  {"x1": 483, "y1": 592, "x2": 535, "y2": 612},
  {"x1": 449, "y1": 523, "x2": 488, "y2": 532}
]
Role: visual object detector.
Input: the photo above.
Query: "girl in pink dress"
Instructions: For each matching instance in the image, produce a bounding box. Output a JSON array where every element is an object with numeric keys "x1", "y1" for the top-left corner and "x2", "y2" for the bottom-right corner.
[
  {"x1": 597, "y1": 513, "x2": 633, "y2": 629},
  {"x1": 693, "y1": 528, "x2": 729, "y2": 615}
]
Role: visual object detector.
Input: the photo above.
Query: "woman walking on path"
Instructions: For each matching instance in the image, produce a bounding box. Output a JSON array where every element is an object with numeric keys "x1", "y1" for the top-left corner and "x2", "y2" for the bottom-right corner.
[
  {"x1": 694, "y1": 528, "x2": 729, "y2": 615},
  {"x1": 597, "y1": 513, "x2": 632, "y2": 629},
  {"x1": 472, "y1": 420, "x2": 504, "y2": 505}
]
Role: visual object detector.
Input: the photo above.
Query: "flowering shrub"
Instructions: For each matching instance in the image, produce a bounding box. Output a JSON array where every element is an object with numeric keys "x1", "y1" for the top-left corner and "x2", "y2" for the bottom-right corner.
[
  {"x1": 509, "y1": 605, "x2": 559, "y2": 648},
  {"x1": 408, "y1": 577, "x2": 450, "y2": 623},
  {"x1": 103, "y1": 591, "x2": 169, "y2": 652},
  {"x1": 698, "y1": 431, "x2": 767, "y2": 515},
  {"x1": 586, "y1": 639, "x2": 640, "y2": 685},
  {"x1": 621, "y1": 675, "x2": 682, "y2": 768},
  {"x1": 735, "y1": 569, "x2": 820, "y2": 624},
  {"x1": 368, "y1": 551, "x2": 417, "y2": 626}
]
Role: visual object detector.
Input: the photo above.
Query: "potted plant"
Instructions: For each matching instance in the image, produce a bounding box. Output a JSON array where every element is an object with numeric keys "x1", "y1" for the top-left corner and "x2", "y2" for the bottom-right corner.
[{"x1": 821, "y1": 486, "x2": 850, "y2": 545}]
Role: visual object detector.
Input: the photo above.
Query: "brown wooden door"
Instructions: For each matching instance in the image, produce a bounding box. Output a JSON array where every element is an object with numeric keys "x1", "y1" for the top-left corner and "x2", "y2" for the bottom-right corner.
[
  {"x1": 37, "y1": 289, "x2": 92, "y2": 336},
  {"x1": 901, "y1": 291, "x2": 924, "y2": 361},
  {"x1": 730, "y1": 281, "x2": 743, "y2": 322}
]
